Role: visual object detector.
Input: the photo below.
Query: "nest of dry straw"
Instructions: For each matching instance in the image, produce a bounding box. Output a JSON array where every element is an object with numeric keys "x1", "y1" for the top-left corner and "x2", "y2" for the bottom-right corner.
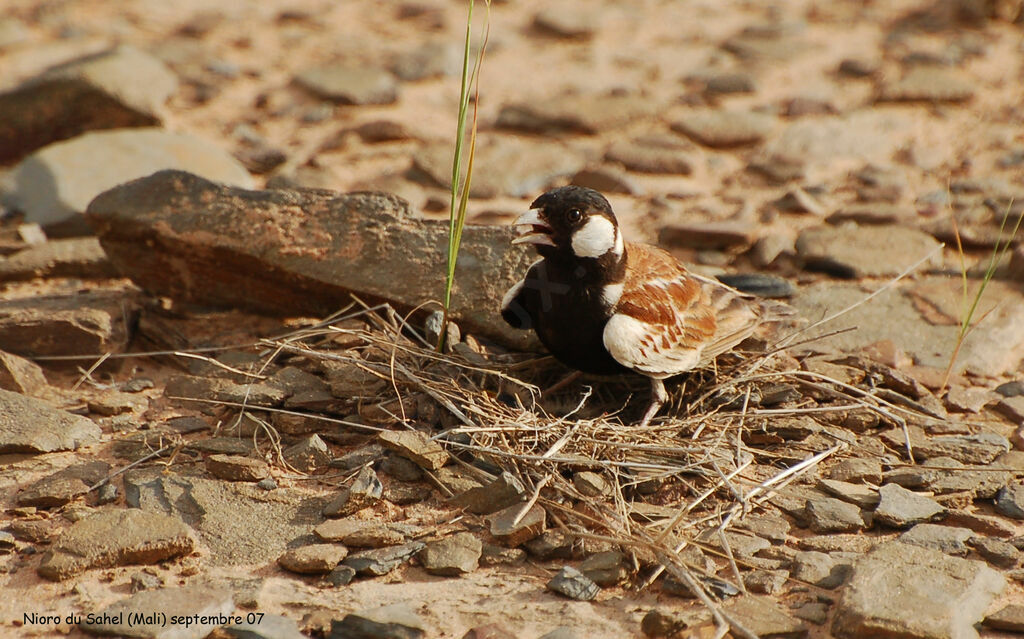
[{"x1": 220, "y1": 300, "x2": 925, "y2": 638}]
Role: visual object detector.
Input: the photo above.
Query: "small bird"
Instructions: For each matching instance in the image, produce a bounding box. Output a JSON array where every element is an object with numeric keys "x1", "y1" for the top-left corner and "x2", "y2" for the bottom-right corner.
[{"x1": 501, "y1": 185, "x2": 773, "y2": 426}]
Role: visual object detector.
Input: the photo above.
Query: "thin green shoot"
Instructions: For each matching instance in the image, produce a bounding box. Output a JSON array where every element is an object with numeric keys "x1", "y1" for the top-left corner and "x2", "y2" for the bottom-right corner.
[
  {"x1": 940, "y1": 201, "x2": 1022, "y2": 391},
  {"x1": 440, "y1": 0, "x2": 491, "y2": 351}
]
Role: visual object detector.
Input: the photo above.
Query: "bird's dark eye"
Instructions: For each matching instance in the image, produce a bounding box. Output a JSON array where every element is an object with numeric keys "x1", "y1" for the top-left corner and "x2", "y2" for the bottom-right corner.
[{"x1": 566, "y1": 209, "x2": 582, "y2": 224}]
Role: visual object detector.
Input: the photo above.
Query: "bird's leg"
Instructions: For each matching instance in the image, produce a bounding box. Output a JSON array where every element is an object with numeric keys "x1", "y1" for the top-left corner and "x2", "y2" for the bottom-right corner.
[{"x1": 639, "y1": 377, "x2": 668, "y2": 426}]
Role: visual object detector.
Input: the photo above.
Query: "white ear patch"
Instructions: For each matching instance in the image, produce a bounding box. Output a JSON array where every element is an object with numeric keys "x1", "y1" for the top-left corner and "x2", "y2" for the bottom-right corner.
[{"x1": 571, "y1": 216, "x2": 617, "y2": 258}]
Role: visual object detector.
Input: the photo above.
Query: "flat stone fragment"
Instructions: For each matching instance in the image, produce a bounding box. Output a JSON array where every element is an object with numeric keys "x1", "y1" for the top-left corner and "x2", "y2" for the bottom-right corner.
[
  {"x1": 658, "y1": 221, "x2": 755, "y2": 250},
  {"x1": 0, "y1": 290, "x2": 138, "y2": 358},
  {"x1": 489, "y1": 503, "x2": 546, "y2": 547},
  {"x1": 17, "y1": 460, "x2": 110, "y2": 507},
  {"x1": 450, "y1": 471, "x2": 526, "y2": 514},
  {"x1": 790, "y1": 551, "x2": 852, "y2": 589},
  {"x1": 282, "y1": 434, "x2": 332, "y2": 474},
  {"x1": 38, "y1": 509, "x2": 197, "y2": 581},
  {"x1": 0, "y1": 45, "x2": 177, "y2": 165},
  {"x1": 532, "y1": 6, "x2": 597, "y2": 38},
  {"x1": 546, "y1": 566, "x2": 600, "y2": 601},
  {"x1": 222, "y1": 614, "x2": 307, "y2": 639},
  {"x1": 294, "y1": 66, "x2": 398, "y2": 105},
  {"x1": 0, "y1": 388, "x2": 101, "y2": 454},
  {"x1": 206, "y1": 454, "x2": 270, "y2": 482},
  {"x1": 969, "y1": 536, "x2": 1020, "y2": 569},
  {"x1": 744, "y1": 569, "x2": 789, "y2": 594},
  {"x1": 796, "y1": 225, "x2": 942, "y2": 278},
  {"x1": 379, "y1": 429, "x2": 449, "y2": 471},
  {"x1": 329, "y1": 603, "x2": 426, "y2": 639},
  {"x1": 0, "y1": 237, "x2": 114, "y2": 281},
  {"x1": 874, "y1": 483, "x2": 946, "y2": 529},
  {"x1": 579, "y1": 550, "x2": 628, "y2": 586},
  {"x1": 314, "y1": 518, "x2": 408, "y2": 547},
  {"x1": 604, "y1": 139, "x2": 695, "y2": 175},
  {"x1": 804, "y1": 496, "x2": 866, "y2": 533},
  {"x1": 818, "y1": 479, "x2": 881, "y2": 509},
  {"x1": 342, "y1": 541, "x2": 425, "y2": 576},
  {"x1": 277, "y1": 543, "x2": 348, "y2": 575},
  {"x1": 671, "y1": 110, "x2": 776, "y2": 148},
  {"x1": 913, "y1": 434, "x2": 1010, "y2": 465},
  {"x1": 899, "y1": 524, "x2": 974, "y2": 556},
  {"x1": 323, "y1": 466, "x2": 383, "y2": 518},
  {"x1": 125, "y1": 469, "x2": 325, "y2": 567},
  {"x1": 984, "y1": 605, "x2": 1024, "y2": 632},
  {"x1": 79, "y1": 586, "x2": 233, "y2": 639},
  {"x1": 417, "y1": 532, "x2": 482, "y2": 576},
  {"x1": 878, "y1": 68, "x2": 975, "y2": 103},
  {"x1": 833, "y1": 541, "x2": 1005, "y2": 639},
  {"x1": 996, "y1": 483, "x2": 1024, "y2": 519},
  {"x1": 3, "y1": 129, "x2": 254, "y2": 235},
  {"x1": 724, "y1": 595, "x2": 808, "y2": 639},
  {"x1": 496, "y1": 93, "x2": 650, "y2": 135},
  {"x1": 0, "y1": 350, "x2": 48, "y2": 395}
]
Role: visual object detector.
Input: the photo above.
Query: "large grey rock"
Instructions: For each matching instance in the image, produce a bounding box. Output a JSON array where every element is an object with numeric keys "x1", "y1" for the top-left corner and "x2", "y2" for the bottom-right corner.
[
  {"x1": 878, "y1": 68, "x2": 975, "y2": 103},
  {"x1": 79, "y1": 586, "x2": 233, "y2": 639},
  {"x1": 834, "y1": 541, "x2": 1005, "y2": 639},
  {"x1": 86, "y1": 170, "x2": 538, "y2": 349},
  {"x1": 796, "y1": 224, "x2": 941, "y2": 278},
  {"x1": 125, "y1": 469, "x2": 325, "y2": 566},
  {"x1": 0, "y1": 388, "x2": 101, "y2": 453},
  {"x1": 766, "y1": 111, "x2": 915, "y2": 169},
  {"x1": 2, "y1": 128, "x2": 254, "y2": 236},
  {"x1": 0, "y1": 45, "x2": 177, "y2": 165},
  {"x1": 0, "y1": 289, "x2": 139, "y2": 358},
  {"x1": 38, "y1": 509, "x2": 197, "y2": 580}
]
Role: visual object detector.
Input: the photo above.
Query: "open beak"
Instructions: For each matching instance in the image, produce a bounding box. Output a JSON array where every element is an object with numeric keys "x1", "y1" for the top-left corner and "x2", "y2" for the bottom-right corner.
[{"x1": 512, "y1": 208, "x2": 555, "y2": 247}]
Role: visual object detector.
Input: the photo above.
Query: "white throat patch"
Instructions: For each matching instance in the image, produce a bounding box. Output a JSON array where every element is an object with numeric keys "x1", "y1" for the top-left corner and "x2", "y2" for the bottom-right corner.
[{"x1": 571, "y1": 216, "x2": 617, "y2": 258}]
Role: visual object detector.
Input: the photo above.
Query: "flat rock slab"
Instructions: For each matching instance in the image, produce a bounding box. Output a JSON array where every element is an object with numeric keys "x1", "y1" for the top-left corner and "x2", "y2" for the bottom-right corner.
[
  {"x1": 833, "y1": 541, "x2": 1005, "y2": 639},
  {"x1": 496, "y1": 93, "x2": 653, "y2": 135},
  {"x1": 79, "y1": 585, "x2": 233, "y2": 639},
  {"x1": 222, "y1": 614, "x2": 307, "y2": 639},
  {"x1": 671, "y1": 110, "x2": 776, "y2": 148},
  {"x1": 314, "y1": 518, "x2": 410, "y2": 548},
  {"x1": 0, "y1": 45, "x2": 177, "y2": 165},
  {"x1": 0, "y1": 289, "x2": 138, "y2": 358},
  {"x1": 789, "y1": 279, "x2": 1024, "y2": 377},
  {"x1": 329, "y1": 603, "x2": 426, "y2": 639},
  {"x1": 874, "y1": 483, "x2": 946, "y2": 528},
  {"x1": 724, "y1": 595, "x2": 808, "y2": 638},
  {"x1": 125, "y1": 469, "x2": 325, "y2": 566},
  {"x1": 878, "y1": 68, "x2": 975, "y2": 103},
  {"x1": 0, "y1": 237, "x2": 114, "y2": 281},
  {"x1": 294, "y1": 65, "x2": 398, "y2": 105},
  {"x1": 796, "y1": 224, "x2": 942, "y2": 278},
  {"x1": 418, "y1": 532, "x2": 482, "y2": 576},
  {"x1": 277, "y1": 543, "x2": 348, "y2": 574},
  {"x1": 450, "y1": 471, "x2": 527, "y2": 515},
  {"x1": 0, "y1": 350, "x2": 48, "y2": 395},
  {"x1": 37, "y1": 508, "x2": 197, "y2": 580},
  {"x1": 379, "y1": 430, "x2": 448, "y2": 471},
  {"x1": 17, "y1": 460, "x2": 110, "y2": 507},
  {"x1": 342, "y1": 541, "x2": 425, "y2": 577},
  {"x1": 4, "y1": 129, "x2": 254, "y2": 236},
  {"x1": 86, "y1": 170, "x2": 537, "y2": 350},
  {"x1": 0, "y1": 388, "x2": 101, "y2": 453}
]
